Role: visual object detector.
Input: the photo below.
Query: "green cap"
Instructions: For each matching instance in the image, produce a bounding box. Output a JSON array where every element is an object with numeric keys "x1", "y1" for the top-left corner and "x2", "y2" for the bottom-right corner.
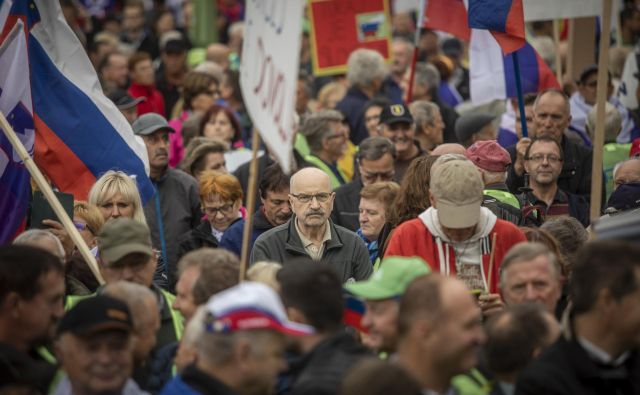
[
  {"x1": 345, "y1": 257, "x2": 431, "y2": 300},
  {"x1": 98, "y1": 218, "x2": 153, "y2": 263}
]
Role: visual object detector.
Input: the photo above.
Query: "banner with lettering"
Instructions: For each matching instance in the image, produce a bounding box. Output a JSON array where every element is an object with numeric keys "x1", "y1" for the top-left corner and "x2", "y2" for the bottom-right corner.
[
  {"x1": 309, "y1": 0, "x2": 392, "y2": 76},
  {"x1": 240, "y1": 0, "x2": 304, "y2": 173}
]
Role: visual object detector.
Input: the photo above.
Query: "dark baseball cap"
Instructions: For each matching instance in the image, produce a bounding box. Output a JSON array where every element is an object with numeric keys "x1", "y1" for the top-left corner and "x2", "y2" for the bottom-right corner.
[
  {"x1": 57, "y1": 295, "x2": 133, "y2": 337},
  {"x1": 132, "y1": 113, "x2": 175, "y2": 136},
  {"x1": 379, "y1": 103, "x2": 413, "y2": 125},
  {"x1": 107, "y1": 89, "x2": 145, "y2": 110}
]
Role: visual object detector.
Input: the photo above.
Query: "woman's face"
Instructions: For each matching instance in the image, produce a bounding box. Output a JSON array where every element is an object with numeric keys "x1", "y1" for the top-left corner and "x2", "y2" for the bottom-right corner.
[
  {"x1": 191, "y1": 82, "x2": 219, "y2": 114},
  {"x1": 98, "y1": 193, "x2": 134, "y2": 221},
  {"x1": 202, "y1": 195, "x2": 240, "y2": 231},
  {"x1": 203, "y1": 111, "x2": 235, "y2": 143}
]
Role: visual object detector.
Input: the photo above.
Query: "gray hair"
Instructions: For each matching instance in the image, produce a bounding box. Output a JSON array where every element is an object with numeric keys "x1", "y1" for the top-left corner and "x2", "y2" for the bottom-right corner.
[
  {"x1": 346, "y1": 48, "x2": 387, "y2": 89},
  {"x1": 482, "y1": 170, "x2": 508, "y2": 185},
  {"x1": 499, "y1": 242, "x2": 561, "y2": 290},
  {"x1": 586, "y1": 102, "x2": 622, "y2": 143},
  {"x1": 613, "y1": 157, "x2": 640, "y2": 180},
  {"x1": 102, "y1": 281, "x2": 157, "y2": 330},
  {"x1": 300, "y1": 110, "x2": 344, "y2": 153},
  {"x1": 414, "y1": 63, "x2": 440, "y2": 97},
  {"x1": 13, "y1": 229, "x2": 65, "y2": 260},
  {"x1": 357, "y1": 136, "x2": 396, "y2": 161},
  {"x1": 177, "y1": 248, "x2": 240, "y2": 305},
  {"x1": 410, "y1": 100, "x2": 441, "y2": 132}
]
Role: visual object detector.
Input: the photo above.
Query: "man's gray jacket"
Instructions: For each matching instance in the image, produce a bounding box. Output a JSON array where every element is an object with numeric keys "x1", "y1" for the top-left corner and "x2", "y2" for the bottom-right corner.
[{"x1": 250, "y1": 217, "x2": 373, "y2": 282}]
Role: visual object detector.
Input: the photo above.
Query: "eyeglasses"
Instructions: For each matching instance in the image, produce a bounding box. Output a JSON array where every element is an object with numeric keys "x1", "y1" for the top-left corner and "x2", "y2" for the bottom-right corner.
[
  {"x1": 203, "y1": 203, "x2": 235, "y2": 216},
  {"x1": 290, "y1": 193, "x2": 332, "y2": 203},
  {"x1": 525, "y1": 154, "x2": 563, "y2": 164},
  {"x1": 361, "y1": 170, "x2": 395, "y2": 183}
]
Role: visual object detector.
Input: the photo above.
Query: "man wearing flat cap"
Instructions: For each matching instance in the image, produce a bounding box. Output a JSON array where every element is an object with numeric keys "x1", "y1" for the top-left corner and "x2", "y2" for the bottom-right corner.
[
  {"x1": 466, "y1": 140, "x2": 522, "y2": 225},
  {"x1": 53, "y1": 295, "x2": 146, "y2": 395},
  {"x1": 455, "y1": 113, "x2": 497, "y2": 148},
  {"x1": 107, "y1": 89, "x2": 145, "y2": 125},
  {"x1": 133, "y1": 113, "x2": 201, "y2": 289}
]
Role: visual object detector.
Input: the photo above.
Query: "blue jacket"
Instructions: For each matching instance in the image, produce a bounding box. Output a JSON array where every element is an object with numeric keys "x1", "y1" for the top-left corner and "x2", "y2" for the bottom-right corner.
[
  {"x1": 336, "y1": 87, "x2": 371, "y2": 145},
  {"x1": 219, "y1": 207, "x2": 276, "y2": 257},
  {"x1": 160, "y1": 365, "x2": 238, "y2": 395}
]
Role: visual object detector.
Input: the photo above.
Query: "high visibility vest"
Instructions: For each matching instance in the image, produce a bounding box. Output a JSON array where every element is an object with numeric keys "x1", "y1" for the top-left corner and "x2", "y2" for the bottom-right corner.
[
  {"x1": 484, "y1": 189, "x2": 520, "y2": 209},
  {"x1": 304, "y1": 155, "x2": 347, "y2": 190}
]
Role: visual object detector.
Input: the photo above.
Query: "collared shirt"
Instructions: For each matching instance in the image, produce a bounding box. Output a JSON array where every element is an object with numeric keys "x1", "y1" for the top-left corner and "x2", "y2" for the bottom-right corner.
[
  {"x1": 577, "y1": 336, "x2": 631, "y2": 367},
  {"x1": 294, "y1": 219, "x2": 332, "y2": 261}
]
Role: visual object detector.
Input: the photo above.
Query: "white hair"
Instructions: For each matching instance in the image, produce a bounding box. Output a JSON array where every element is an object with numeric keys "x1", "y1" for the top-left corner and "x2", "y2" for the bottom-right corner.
[{"x1": 13, "y1": 229, "x2": 65, "y2": 260}]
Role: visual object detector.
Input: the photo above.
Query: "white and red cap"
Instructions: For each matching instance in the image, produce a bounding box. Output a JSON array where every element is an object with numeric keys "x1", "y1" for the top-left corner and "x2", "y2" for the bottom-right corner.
[{"x1": 205, "y1": 282, "x2": 314, "y2": 336}]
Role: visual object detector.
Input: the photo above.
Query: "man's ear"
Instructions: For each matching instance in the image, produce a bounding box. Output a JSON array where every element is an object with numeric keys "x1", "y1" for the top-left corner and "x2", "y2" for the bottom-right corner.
[
  {"x1": 234, "y1": 336, "x2": 253, "y2": 366},
  {"x1": 429, "y1": 191, "x2": 437, "y2": 208},
  {"x1": 1, "y1": 292, "x2": 21, "y2": 318}
]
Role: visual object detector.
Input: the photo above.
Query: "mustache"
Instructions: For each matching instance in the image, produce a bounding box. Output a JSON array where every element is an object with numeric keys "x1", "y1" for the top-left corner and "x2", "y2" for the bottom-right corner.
[{"x1": 154, "y1": 149, "x2": 168, "y2": 157}]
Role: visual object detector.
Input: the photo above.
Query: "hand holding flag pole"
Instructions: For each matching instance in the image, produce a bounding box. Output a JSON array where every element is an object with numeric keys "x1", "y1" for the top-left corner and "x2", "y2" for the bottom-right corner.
[{"x1": 0, "y1": 110, "x2": 105, "y2": 285}]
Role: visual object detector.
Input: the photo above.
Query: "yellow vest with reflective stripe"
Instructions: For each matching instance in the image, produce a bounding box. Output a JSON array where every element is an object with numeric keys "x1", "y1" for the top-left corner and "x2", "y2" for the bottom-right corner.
[{"x1": 304, "y1": 155, "x2": 347, "y2": 190}]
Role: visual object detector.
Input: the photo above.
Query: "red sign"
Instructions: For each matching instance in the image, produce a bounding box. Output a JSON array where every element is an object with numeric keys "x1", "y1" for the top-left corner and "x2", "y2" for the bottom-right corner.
[{"x1": 309, "y1": 0, "x2": 392, "y2": 76}]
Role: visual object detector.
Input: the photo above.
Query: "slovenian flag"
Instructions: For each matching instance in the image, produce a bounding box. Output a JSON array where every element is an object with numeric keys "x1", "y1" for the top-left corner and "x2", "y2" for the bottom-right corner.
[
  {"x1": 0, "y1": 20, "x2": 32, "y2": 243},
  {"x1": 467, "y1": 0, "x2": 525, "y2": 55},
  {"x1": 0, "y1": 1, "x2": 153, "y2": 223}
]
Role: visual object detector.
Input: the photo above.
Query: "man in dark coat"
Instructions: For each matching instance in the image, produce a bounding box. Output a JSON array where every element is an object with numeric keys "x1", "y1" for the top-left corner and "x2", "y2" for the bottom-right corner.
[
  {"x1": 331, "y1": 137, "x2": 396, "y2": 231},
  {"x1": 516, "y1": 241, "x2": 640, "y2": 395}
]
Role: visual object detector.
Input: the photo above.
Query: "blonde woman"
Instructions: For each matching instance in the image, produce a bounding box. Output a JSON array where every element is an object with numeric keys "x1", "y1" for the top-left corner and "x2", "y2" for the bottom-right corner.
[{"x1": 88, "y1": 170, "x2": 147, "y2": 224}]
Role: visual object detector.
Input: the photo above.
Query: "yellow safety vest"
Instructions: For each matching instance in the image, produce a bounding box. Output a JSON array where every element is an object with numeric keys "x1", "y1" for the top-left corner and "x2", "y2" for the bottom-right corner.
[{"x1": 304, "y1": 155, "x2": 348, "y2": 190}]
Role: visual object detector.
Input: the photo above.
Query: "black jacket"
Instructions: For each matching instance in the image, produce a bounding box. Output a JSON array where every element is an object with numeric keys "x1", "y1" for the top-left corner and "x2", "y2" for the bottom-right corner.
[
  {"x1": 330, "y1": 179, "x2": 363, "y2": 232},
  {"x1": 516, "y1": 335, "x2": 640, "y2": 395},
  {"x1": 289, "y1": 332, "x2": 371, "y2": 395},
  {"x1": 177, "y1": 220, "x2": 220, "y2": 260},
  {"x1": 250, "y1": 218, "x2": 373, "y2": 282},
  {"x1": 506, "y1": 136, "x2": 593, "y2": 198}
]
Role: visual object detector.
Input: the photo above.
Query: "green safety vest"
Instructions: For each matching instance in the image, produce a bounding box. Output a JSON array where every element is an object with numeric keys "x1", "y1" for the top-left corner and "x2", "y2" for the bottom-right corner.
[
  {"x1": 66, "y1": 289, "x2": 183, "y2": 341},
  {"x1": 484, "y1": 189, "x2": 520, "y2": 209},
  {"x1": 452, "y1": 368, "x2": 491, "y2": 395},
  {"x1": 304, "y1": 155, "x2": 348, "y2": 190}
]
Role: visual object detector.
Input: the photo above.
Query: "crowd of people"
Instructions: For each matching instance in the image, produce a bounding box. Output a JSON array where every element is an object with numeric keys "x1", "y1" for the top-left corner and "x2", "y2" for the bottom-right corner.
[{"x1": 2, "y1": 0, "x2": 640, "y2": 394}]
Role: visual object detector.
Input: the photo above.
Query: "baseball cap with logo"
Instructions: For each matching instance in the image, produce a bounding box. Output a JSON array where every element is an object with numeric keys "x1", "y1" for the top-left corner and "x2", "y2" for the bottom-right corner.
[
  {"x1": 345, "y1": 257, "x2": 431, "y2": 300},
  {"x1": 379, "y1": 103, "x2": 414, "y2": 125},
  {"x1": 132, "y1": 113, "x2": 175, "y2": 136},
  {"x1": 205, "y1": 282, "x2": 314, "y2": 336},
  {"x1": 57, "y1": 295, "x2": 133, "y2": 337},
  {"x1": 465, "y1": 140, "x2": 512, "y2": 172},
  {"x1": 98, "y1": 218, "x2": 153, "y2": 263},
  {"x1": 430, "y1": 159, "x2": 484, "y2": 228}
]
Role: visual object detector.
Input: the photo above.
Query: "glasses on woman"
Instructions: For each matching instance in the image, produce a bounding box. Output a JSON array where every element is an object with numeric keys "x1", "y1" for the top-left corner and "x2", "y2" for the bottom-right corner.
[
  {"x1": 73, "y1": 221, "x2": 94, "y2": 234},
  {"x1": 203, "y1": 203, "x2": 235, "y2": 216}
]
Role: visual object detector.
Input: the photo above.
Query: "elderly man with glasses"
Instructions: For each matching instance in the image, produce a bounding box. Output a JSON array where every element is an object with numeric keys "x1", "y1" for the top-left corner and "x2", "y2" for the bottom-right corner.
[
  {"x1": 517, "y1": 136, "x2": 590, "y2": 227},
  {"x1": 251, "y1": 167, "x2": 372, "y2": 282}
]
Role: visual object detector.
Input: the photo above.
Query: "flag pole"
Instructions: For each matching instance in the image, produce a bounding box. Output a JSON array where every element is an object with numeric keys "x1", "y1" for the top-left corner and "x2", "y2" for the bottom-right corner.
[
  {"x1": 590, "y1": 0, "x2": 613, "y2": 221},
  {"x1": 512, "y1": 52, "x2": 529, "y2": 138},
  {"x1": 0, "y1": 111, "x2": 105, "y2": 285},
  {"x1": 553, "y1": 19, "x2": 563, "y2": 85},
  {"x1": 239, "y1": 131, "x2": 261, "y2": 281},
  {"x1": 405, "y1": 0, "x2": 427, "y2": 103}
]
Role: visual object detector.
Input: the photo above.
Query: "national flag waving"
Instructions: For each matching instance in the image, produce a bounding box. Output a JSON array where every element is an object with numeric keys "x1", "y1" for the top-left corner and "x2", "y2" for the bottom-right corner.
[
  {"x1": 0, "y1": 21, "x2": 32, "y2": 243},
  {"x1": 0, "y1": 0, "x2": 153, "y2": 209},
  {"x1": 467, "y1": 0, "x2": 526, "y2": 54},
  {"x1": 469, "y1": 29, "x2": 560, "y2": 105}
]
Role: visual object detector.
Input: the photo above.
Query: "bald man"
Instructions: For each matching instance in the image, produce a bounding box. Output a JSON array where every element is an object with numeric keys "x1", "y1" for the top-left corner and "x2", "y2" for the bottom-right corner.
[{"x1": 250, "y1": 168, "x2": 372, "y2": 281}]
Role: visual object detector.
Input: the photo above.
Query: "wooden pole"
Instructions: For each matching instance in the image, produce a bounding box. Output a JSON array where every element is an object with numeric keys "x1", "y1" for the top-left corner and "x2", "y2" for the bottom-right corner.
[
  {"x1": 590, "y1": 0, "x2": 613, "y2": 221},
  {"x1": 239, "y1": 131, "x2": 261, "y2": 281},
  {"x1": 405, "y1": 0, "x2": 427, "y2": 103},
  {"x1": 0, "y1": 111, "x2": 105, "y2": 284},
  {"x1": 486, "y1": 233, "x2": 497, "y2": 293},
  {"x1": 553, "y1": 19, "x2": 563, "y2": 84}
]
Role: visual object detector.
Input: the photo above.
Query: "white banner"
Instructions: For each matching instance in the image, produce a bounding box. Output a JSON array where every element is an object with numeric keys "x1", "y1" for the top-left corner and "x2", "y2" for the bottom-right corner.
[
  {"x1": 240, "y1": 0, "x2": 304, "y2": 173},
  {"x1": 523, "y1": 0, "x2": 601, "y2": 21}
]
